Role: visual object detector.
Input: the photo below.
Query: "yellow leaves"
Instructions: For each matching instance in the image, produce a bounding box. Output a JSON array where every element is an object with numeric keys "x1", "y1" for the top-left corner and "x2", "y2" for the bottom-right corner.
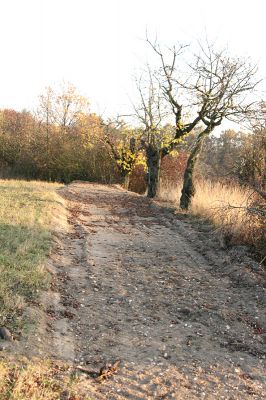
[
  {"x1": 171, "y1": 137, "x2": 184, "y2": 145},
  {"x1": 135, "y1": 152, "x2": 147, "y2": 171},
  {"x1": 118, "y1": 149, "x2": 136, "y2": 172},
  {"x1": 171, "y1": 149, "x2": 179, "y2": 157},
  {"x1": 118, "y1": 159, "x2": 132, "y2": 171},
  {"x1": 38, "y1": 82, "x2": 90, "y2": 127},
  {"x1": 176, "y1": 121, "x2": 185, "y2": 130}
]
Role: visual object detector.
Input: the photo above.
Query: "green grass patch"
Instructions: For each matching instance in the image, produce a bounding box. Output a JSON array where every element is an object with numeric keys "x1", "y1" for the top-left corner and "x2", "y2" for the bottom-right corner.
[{"x1": 0, "y1": 180, "x2": 63, "y2": 332}]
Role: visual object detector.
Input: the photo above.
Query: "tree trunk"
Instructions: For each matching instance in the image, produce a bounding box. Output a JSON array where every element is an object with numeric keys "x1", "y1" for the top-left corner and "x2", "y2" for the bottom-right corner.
[
  {"x1": 123, "y1": 173, "x2": 130, "y2": 190},
  {"x1": 146, "y1": 145, "x2": 161, "y2": 198},
  {"x1": 180, "y1": 128, "x2": 211, "y2": 209}
]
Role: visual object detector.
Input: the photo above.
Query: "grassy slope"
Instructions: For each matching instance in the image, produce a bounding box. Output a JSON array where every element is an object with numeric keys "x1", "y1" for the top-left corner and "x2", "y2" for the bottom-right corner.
[
  {"x1": 159, "y1": 180, "x2": 265, "y2": 258},
  {"x1": 0, "y1": 180, "x2": 90, "y2": 400},
  {"x1": 0, "y1": 180, "x2": 63, "y2": 332}
]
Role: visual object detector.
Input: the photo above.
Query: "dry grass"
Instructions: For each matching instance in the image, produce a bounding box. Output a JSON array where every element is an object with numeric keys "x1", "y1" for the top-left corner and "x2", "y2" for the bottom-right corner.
[
  {"x1": 0, "y1": 180, "x2": 93, "y2": 399},
  {"x1": 0, "y1": 357, "x2": 88, "y2": 400},
  {"x1": 0, "y1": 179, "x2": 63, "y2": 332},
  {"x1": 158, "y1": 180, "x2": 265, "y2": 258}
]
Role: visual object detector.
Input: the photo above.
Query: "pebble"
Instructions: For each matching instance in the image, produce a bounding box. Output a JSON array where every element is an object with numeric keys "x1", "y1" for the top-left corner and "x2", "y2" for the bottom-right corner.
[{"x1": 0, "y1": 327, "x2": 13, "y2": 341}]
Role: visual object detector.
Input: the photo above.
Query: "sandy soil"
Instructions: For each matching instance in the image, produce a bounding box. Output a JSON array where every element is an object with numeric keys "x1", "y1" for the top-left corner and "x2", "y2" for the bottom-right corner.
[{"x1": 10, "y1": 183, "x2": 266, "y2": 399}]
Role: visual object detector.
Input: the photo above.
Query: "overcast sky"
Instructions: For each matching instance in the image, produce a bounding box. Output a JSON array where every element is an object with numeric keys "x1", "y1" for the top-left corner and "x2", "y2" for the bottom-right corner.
[{"x1": 0, "y1": 0, "x2": 265, "y2": 123}]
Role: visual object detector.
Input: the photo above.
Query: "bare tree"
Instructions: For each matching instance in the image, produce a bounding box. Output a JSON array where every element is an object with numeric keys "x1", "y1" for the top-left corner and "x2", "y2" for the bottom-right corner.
[
  {"x1": 144, "y1": 38, "x2": 259, "y2": 208},
  {"x1": 37, "y1": 82, "x2": 90, "y2": 180},
  {"x1": 38, "y1": 82, "x2": 90, "y2": 129},
  {"x1": 237, "y1": 101, "x2": 266, "y2": 196},
  {"x1": 133, "y1": 66, "x2": 169, "y2": 197}
]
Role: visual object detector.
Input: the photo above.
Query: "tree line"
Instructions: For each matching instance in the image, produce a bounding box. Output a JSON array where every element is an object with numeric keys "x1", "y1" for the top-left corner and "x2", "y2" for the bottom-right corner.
[
  {"x1": 0, "y1": 39, "x2": 265, "y2": 209},
  {"x1": 0, "y1": 83, "x2": 119, "y2": 183}
]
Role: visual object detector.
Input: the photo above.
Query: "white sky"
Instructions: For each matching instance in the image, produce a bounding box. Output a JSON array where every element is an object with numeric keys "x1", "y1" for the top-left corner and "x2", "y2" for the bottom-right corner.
[{"x1": 0, "y1": 0, "x2": 266, "y2": 123}]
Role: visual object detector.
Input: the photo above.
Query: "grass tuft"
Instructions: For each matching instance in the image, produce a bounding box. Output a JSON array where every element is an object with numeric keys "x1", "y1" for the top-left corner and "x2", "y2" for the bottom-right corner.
[
  {"x1": 0, "y1": 358, "x2": 87, "y2": 400},
  {"x1": 158, "y1": 180, "x2": 265, "y2": 258},
  {"x1": 0, "y1": 180, "x2": 63, "y2": 331}
]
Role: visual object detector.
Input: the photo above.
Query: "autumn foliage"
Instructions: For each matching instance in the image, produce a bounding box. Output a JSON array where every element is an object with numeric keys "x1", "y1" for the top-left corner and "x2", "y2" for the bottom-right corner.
[{"x1": 0, "y1": 84, "x2": 120, "y2": 183}]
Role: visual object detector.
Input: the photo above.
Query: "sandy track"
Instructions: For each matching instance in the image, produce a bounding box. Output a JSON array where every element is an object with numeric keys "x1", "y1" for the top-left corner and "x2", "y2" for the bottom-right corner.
[{"x1": 42, "y1": 182, "x2": 265, "y2": 399}]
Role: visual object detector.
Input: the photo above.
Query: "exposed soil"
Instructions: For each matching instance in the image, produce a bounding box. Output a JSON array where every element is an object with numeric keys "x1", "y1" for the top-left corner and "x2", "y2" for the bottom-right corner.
[{"x1": 5, "y1": 182, "x2": 266, "y2": 399}]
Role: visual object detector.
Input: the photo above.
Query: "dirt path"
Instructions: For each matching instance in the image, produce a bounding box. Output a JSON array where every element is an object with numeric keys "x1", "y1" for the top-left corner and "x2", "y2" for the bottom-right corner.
[{"x1": 30, "y1": 183, "x2": 266, "y2": 398}]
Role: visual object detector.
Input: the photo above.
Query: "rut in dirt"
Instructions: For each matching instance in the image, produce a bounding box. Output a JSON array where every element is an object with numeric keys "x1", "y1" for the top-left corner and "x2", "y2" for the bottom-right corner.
[{"x1": 46, "y1": 182, "x2": 265, "y2": 399}]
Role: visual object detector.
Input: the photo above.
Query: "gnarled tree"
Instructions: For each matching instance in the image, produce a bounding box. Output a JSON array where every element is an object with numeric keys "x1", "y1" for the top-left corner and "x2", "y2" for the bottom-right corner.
[
  {"x1": 133, "y1": 66, "x2": 171, "y2": 197},
  {"x1": 144, "y1": 38, "x2": 259, "y2": 208}
]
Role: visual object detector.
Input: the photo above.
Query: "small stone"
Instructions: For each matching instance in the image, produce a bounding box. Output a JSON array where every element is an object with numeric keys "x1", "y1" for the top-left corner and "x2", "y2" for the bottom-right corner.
[
  {"x1": 0, "y1": 327, "x2": 13, "y2": 341},
  {"x1": 60, "y1": 390, "x2": 71, "y2": 400}
]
